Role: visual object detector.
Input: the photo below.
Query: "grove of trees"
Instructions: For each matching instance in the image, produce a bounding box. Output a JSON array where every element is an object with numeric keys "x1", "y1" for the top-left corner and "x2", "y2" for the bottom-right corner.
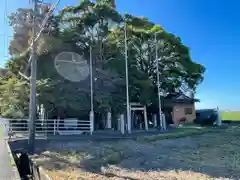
[{"x1": 0, "y1": 0, "x2": 205, "y2": 121}]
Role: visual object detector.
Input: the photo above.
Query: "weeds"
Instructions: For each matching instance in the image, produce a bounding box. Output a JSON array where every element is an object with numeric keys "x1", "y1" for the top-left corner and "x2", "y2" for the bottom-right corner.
[
  {"x1": 33, "y1": 125, "x2": 240, "y2": 180},
  {"x1": 103, "y1": 151, "x2": 124, "y2": 165},
  {"x1": 137, "y1": 126, "x2": 218, "y2": 142}
]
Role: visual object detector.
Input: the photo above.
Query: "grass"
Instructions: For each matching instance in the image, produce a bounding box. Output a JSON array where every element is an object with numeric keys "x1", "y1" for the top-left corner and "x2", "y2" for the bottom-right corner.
[
  {"x1": 10, "y1": 159, "x2": 16, "y2": 167},
  {"x1": 222, "y1": 111, "x2": 240, "y2": 121},
  {"x1": 138, "y1": 125, "x2": 219, "y2": 142},
  {"x1": 31, "y1": 125, "x2": 240, "y2": 180}
]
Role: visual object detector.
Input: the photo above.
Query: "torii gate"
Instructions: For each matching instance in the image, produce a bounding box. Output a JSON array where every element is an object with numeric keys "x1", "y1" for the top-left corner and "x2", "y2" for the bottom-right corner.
[{"x1": 129, "y1": 102, "x2": 148, "y2": 131}]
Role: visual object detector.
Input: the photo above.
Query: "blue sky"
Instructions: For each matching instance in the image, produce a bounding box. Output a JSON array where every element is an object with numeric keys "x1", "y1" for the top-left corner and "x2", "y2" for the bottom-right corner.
[{"x1": 1, "y1": 0, "x2": 240, "y2": 110}]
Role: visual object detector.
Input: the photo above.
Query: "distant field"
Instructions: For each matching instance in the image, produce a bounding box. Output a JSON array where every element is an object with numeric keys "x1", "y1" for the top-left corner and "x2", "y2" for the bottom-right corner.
[{"x1": 222, "y1": 111, "x2": 240, "y2": 121}]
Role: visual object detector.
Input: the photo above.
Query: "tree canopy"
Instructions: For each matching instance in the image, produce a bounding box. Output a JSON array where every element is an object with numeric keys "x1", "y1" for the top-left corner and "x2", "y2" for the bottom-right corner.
[{"x1": 0, "y1": 0, "x2": 205, "y2": 119}]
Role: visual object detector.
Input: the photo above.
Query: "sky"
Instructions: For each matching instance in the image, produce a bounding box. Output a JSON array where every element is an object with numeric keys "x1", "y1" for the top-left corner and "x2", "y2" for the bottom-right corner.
[{"x1": 0, "y1": 0, "x2": 240, "y2": 110}]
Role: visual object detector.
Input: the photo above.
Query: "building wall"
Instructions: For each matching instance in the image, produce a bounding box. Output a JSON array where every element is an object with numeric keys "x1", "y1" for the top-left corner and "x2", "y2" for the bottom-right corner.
[{"x1": 172, "y1": 103, "x2": 196, "y2": 124}]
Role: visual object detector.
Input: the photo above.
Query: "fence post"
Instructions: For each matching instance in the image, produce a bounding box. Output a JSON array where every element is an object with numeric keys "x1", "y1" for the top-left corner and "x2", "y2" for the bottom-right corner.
[
  {"x1": 140, "y1": 122, "x2": 143, "y2": 130},
  {"x1": 90, "y1": 111, "x2": 94, "y2": 135},
  {"x1": 54, "y1": 119, "x2": 56, "y2": 135},
  {"x1": 153, "y1": 114, "x2": 157, "y2": 128},
  {"x1": 57, "y1": 117, "x2": 60, "y2": 132},
  {"x1": 5, "y1": 119, "x2": 9, "y2": 137},
  {"x1": 117, "y1": 115, "x2": 120, "y2": 131},
  {"x1": 120, "y1": 114, "x2": 125, "y2": 134},
  {"x1": 107, "y1": 112, "x2": 112, "y2": 129},
  {"x1": 44, "y1": 118, "x2": 47, "y2": 139},
  {"x1": 143, "y1": 106, "x2": 148, "y2": 131},
  {"x1": 162, "y1": 113, "x2": 166, "y2": 130},
  {"x1": 217, "y1": 108, "x2": 222, "y2": 126},
  {"x1": 1, "y1": 118, "x2": 8, "y2": 137}
]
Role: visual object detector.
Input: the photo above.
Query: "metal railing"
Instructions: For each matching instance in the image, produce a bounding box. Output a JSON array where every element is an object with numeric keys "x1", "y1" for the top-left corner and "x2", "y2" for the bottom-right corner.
[{"x1": 1, "y1": 118, "x2": 92, "y2": 138}]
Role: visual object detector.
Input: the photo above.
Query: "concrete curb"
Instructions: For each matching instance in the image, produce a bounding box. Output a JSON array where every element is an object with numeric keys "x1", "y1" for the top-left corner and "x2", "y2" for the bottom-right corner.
[
  {"x1": 39, "y1": 166, "x2": 52, "y2": 180},
  {"x1": 5, "y1": 141, "x2": 21, "y2": 180},
  {"x1": 31, "y1": 159, "x2": 52, "y2": 180},
  {"x1": 6, "y1": 139, "x2": 52, "y2": 180}
]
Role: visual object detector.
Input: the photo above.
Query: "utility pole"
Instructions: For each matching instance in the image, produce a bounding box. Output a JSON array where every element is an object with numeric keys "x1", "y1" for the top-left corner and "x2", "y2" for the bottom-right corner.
[
  {"x1": 111, "y1": 0, "x2": 116, "y2": 9},
  {"x1": 155, "y1": 32, "x2": 163, "y2": 130},
  {"x1": 89, "y1": 45, "x2": 94, "y2": 134},
  {"x1": 28, "y1": 0, "x2": 38, "y2": 154},
  {"x1": 125, "y1": 22, "x2": 131, "y2": 134}
]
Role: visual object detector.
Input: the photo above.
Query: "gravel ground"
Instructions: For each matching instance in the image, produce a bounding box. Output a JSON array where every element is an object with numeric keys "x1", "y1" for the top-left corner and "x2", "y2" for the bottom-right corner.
[{"x1": 32, "y1": 126, "x2": 240, "y2": 180}]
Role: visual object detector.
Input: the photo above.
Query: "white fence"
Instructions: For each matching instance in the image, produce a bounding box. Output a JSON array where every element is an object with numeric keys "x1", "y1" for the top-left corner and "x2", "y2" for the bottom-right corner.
[{"x1": 0, "y1": 117, "x2": 93, "y2": 137}]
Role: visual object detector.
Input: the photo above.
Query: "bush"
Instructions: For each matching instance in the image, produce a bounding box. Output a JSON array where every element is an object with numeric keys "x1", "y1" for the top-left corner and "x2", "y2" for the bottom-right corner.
[
  {"x1": 2, "y1": 107, "x2": 24, "y2": 119},
  {"x1": 195, "y1": 109, "x2": 218, "y2": 126},
  {"x1": 104, "y1": 151, "x2": 124, "y2": 165}
]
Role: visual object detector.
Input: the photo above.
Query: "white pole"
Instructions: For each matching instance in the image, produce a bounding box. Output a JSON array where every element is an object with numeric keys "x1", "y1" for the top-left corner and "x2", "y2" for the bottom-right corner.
[
  {"x1": 90, "y1": 45, "x2": 94, "y2": 134},
  {"x1": 120, "y1": 114, "x2": 125, "y2": 134},
  {"x1": 54, "y1": 119, "x2": 56, "y2": 135},
  {"x1": 90, "y1": 111, "x2": 94, "y2": 135},
  {"x1": 57, "y1": 117, "x2": 60, "y2": 132},
  {"x1": 107, "y1": 112, "x2": 112, "y2": 129},
  {"x1": 44, "y1": 118, "x2": 47, "y2": 139},
  {"x1": 217, "y1": 107, "x2": 222, "y2": 126},
  {"x1": 162, "y1": 112, "x2": 166, "y2": 130},
  {"x1": 155, "y1": 32, "x2": 163, "y2": 130},
  {"x1": 143, "y1": 106, "x2": 148, "y2": 131},
  {"x1": 125, "y1": 22, "x2": 131, "y2": 134},
  {"x1": 153, "y1": 114, "x2": 157, "y2": 128},
  {"x1": 117, "y1": 115, "x2": 121, "y2": 131}
]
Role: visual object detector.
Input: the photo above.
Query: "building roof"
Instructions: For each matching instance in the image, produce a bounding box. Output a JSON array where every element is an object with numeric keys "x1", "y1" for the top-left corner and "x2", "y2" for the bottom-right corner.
[{"x1": 164, "y1": 93, "x2": 199, "y2": 104}]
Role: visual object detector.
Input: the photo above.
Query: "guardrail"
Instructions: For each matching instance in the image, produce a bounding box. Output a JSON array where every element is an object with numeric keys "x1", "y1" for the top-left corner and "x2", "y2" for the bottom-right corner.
[{"x1": 1, "y1": 118, "x2": 92, "y2": 137}]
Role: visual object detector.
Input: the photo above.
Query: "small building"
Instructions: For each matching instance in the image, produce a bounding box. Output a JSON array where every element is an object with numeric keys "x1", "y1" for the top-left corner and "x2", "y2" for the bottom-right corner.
[{"x1": 163, "y1": 93, "x2": 198, "y2": 125}]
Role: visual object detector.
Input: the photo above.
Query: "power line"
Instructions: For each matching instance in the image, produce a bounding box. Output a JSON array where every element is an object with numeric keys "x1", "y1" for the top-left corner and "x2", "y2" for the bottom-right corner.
[
  {"x1": 28, "y1": 0, "x2": 61, "y2": 61},
  {"x1": 28, "y1": 0, "x2": 60, "y2": 54},
  {"x1": 18, "y1": 0, "x2": 61, "y2": 79},
  {"x1": 28, "y1": 0, "x2": 61, "y2": 154}
]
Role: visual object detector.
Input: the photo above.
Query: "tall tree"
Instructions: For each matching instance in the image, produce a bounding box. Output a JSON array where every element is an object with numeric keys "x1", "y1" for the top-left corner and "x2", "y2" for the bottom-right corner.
[
  {"x1": 8, "y1": 4, "x2": 54, "y2": 56},
  {"x1": 2, "y1": 0, "x2": 205, "y2": 119}
]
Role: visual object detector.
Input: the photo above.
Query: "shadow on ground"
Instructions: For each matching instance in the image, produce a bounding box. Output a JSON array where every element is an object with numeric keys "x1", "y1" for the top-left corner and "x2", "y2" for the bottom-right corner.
[{"x1": 12, "y1": 126, "x2": 240, "y2": 179}]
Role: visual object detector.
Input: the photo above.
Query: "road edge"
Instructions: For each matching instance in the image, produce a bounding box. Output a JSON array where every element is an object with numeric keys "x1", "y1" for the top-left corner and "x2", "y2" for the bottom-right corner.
[
  {"x1": 31, "y1": 158, "x2": 52, "y2": 180},
  {"x1": 5, "y1": 140, "x2": 21, "y2": 180}
]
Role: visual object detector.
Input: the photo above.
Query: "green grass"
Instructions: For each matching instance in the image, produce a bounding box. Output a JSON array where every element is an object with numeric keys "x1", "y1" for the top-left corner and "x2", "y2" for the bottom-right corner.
[
  {"x1": 137, "y1": 125, "x2": 219, "y2": 142},
  {"x1": 222, "y1": 111, "x2": 240, "y2": 121}
]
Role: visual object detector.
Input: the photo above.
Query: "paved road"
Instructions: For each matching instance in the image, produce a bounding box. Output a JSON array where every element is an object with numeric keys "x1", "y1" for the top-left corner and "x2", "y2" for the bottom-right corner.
[
  {"x1": 0, "y1": 123, "x2": 20, "y2": 180},
  {"x1": 0, "y1": 138, "x2": 16, "y2": 180}
]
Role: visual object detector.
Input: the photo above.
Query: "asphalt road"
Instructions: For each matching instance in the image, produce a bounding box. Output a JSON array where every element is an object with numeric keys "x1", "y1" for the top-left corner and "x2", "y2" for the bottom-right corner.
[
  {"x1": 0, "y1": 138, "x2": 16, "y2": 180},
  {"x1": 0, "y1": 122, "x2": 19, "y2": 180}
]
